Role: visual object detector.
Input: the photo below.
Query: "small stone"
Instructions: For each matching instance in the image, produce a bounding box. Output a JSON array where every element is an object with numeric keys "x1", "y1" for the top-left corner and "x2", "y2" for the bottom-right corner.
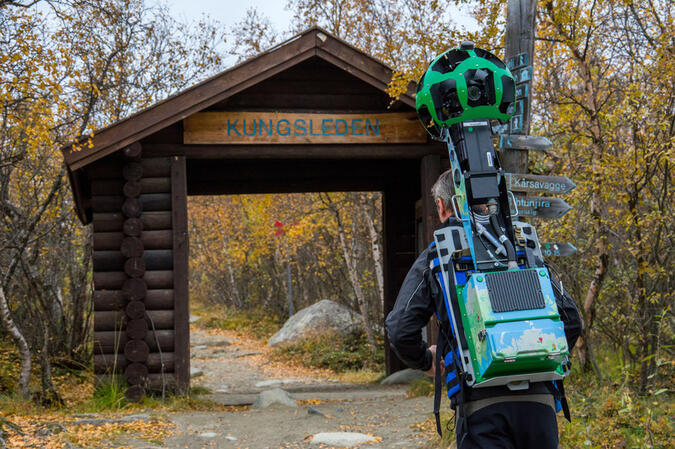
[
  {"x1": 310, "y1": 432, "x2": 377, "y2": 446},
  {"x1": 199, "y1": 432, "x2": 217, "y2": 438},
  {"x1": 336, "y1": 407, "x2": 344, "y2": 412},
  {"x1": 190, "y1": 367, "x2": 204, "y2": 378},
  {"x1": 225, "y1": 436, "x2": 237, "y2": 441},
  {"x1": 193, "y1": 345, "x2": 208, "y2": 350},
  {"x1": 234, "y1": 351, "x2": 261, "y2": 358},
  {"x1": 380, "y1": 368, "x2": 428, "y2": 385},
  {"x1": 189, "y1": 315, "x2": 200, "y2": 323},
  {"x1": 251, "y1": 388, "x2": 297, "y2": 409},
  {"x1": 308, "y1": 406, "x2": 326, "y2": 417}
]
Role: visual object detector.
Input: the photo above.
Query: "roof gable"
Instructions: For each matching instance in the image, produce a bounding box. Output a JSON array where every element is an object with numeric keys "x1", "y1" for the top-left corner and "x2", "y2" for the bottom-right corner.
[{"x1": 62, "y1": 27, "x2": 415, "y2": 171}]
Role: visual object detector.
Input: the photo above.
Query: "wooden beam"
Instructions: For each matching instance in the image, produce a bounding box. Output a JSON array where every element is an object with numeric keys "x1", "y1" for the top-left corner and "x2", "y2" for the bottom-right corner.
[
  {"x1": 144, "y1": 143, "x2": 440, "y2": 160},
  {"x1": 420, "y1": 154, "x2": 440, "y2": 344},
  {"x1": 171, "y1": 156, "x2": 190, "y2": 394}
]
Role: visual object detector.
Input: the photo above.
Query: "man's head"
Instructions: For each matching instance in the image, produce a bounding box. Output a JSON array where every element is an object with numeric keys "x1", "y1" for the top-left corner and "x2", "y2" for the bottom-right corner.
[{"x1": 431, "y1": 170, "x2": 455, "y2": 222}]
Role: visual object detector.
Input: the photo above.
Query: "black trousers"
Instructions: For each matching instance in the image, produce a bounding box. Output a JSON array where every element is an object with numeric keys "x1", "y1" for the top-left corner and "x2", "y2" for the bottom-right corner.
[{"x1": 456, "y1": 401, "x2": 559, "y2": 449}]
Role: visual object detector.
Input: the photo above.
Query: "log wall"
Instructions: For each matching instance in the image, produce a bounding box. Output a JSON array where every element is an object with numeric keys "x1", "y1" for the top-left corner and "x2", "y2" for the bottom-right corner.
[{"x1": 89, "y1": 144, "x2": 186, "y2": 401}]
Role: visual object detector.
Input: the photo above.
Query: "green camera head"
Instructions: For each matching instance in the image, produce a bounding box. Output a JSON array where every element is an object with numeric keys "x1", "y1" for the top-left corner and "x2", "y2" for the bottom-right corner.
[{"x1": 416, "y1": 42, "x2": 516, "y2": 139}]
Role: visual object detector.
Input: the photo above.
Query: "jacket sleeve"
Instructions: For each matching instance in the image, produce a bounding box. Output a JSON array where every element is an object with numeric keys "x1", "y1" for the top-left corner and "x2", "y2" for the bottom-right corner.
[{"x1": 385, "y1": 248, "x2": 436, "y2": 371}]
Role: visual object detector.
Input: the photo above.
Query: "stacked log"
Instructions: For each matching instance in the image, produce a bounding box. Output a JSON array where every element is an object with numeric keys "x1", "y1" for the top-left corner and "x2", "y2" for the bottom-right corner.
[{"x1": 90, "y1": 145, "x2": 175, "y2": 401}]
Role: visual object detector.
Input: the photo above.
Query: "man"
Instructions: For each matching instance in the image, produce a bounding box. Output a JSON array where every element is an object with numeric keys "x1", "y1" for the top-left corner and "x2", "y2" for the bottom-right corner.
[{"x1": 385, "y1": 169, "x2": 581, "y2": 449}]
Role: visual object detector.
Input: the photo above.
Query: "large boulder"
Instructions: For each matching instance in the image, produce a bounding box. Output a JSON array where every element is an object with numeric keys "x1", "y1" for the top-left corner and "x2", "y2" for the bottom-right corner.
[{"x1": 268, "y1": 300, "x2": 363, "y2": 347}]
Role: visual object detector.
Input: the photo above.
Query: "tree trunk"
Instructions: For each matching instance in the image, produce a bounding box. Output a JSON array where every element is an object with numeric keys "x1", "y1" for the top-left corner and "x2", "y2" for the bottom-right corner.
[
  {"x1": 361, "y1": 196, "x2": 384, "y2": 311},
  {"x1": 38, "y1": 324, "x2": 63, "y2": 406},
  {"x1": 0, "y1": 286, "x2": 32, "y2": 399},
  {"x1": 333, "y1": 204, "x2": 377, "y2": 356}
]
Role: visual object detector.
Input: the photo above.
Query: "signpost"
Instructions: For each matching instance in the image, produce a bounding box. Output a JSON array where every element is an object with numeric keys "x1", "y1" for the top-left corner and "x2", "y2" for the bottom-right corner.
[
  {"x1": 540, "y1": 242, "x2": 577, "y2": 257},
  {"x1": 184, "y1": 111, "x2": 426, "y2": 145},
  {"x1": 498, "y1": 134, "x2": 552, "y2": 151},
  {"x1": 513, "y1": 196, "x2": 572, "y2": 219},
  {"x1": 504, "y1": 173, "x2": 576, "y2": 195}
]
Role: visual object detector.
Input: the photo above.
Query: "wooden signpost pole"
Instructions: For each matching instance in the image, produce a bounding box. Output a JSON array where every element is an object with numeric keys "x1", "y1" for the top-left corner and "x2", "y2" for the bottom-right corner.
[{"x1": 501, "y1": 0, "x2": 538, "y2": 174}]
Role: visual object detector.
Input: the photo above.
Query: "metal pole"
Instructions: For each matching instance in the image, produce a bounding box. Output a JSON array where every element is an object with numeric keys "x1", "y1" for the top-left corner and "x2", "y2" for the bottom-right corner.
[{"x1": 287, "y1": 260, "x2": 294, "y2": 316}]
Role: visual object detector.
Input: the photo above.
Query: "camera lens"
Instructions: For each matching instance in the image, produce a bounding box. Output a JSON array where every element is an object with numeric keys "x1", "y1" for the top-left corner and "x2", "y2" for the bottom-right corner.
[{"x1": 468, "y1": 85, "x2": 482, "y2": 102}]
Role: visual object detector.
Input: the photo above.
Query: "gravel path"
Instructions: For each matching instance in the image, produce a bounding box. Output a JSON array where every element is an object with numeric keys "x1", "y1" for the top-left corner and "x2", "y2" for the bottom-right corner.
[{"x1": 155, "y1": 323, "x2": 441, "y2": 448}]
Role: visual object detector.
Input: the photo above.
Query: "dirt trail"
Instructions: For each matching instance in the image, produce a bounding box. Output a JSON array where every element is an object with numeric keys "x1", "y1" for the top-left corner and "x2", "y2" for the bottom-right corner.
[{"x1": 157, "y1": 323, "x2": 439, "y2": 448}]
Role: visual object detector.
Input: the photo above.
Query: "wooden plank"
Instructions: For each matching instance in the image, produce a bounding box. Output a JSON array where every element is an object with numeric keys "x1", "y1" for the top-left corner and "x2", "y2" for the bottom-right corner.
[
  {"x1": 171, "y1": 155, "x2": 190, "y2": 394},
  {"x1": 92, "y1": 250, "x2": 173, "y2": 271},
  {"x1": 94, "y1": 310, "x2": 175, "y2": 332},
  {"x1": 94, "y1": 330, "x2": 175, "y2": 353},
  {"x1": 87, "y1": 157, "x2": 171, "y2": 179},
  {"x1": 94, "y1": 352, "x2": 174, "y2": 374},
  {"x1": 93, "y1": 270, "x2": 173, "y2": 290},
  {"x1": 94, "y1": 230, "x2": 173, "y2": 250},
  {"x1": 91, "y1": 178, "x2": 171, "y2": 196},
  {"x1": 144, "y1": 143, "x2": 440, "y2": 159},
  {"x1": 93, "y1": 211, "x2": 172, "y2": 232},
  {"x1": 514, "y1": 196, "x2": 572, "y2": 219},
  {"x1": 94, "y1": 289, "x2": 174, "y2": 311},
  {"x1": 184, "y1": 111, "x2": 426, "y2": 145},
  {"x1": 91, "y1": 193, "x2": 172, "y2": 213},
  {"x1": 504, "y1": 173, "x2": 576, "y2": 195},
  {"x1": 95, "y1": 373, "x2": 176, "y2": 391}
]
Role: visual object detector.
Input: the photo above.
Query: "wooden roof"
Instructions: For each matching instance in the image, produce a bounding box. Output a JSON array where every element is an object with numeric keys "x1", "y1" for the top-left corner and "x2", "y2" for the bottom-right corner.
[{"x1": 61, "y1": 27, "x2": 416, "y2": 171}]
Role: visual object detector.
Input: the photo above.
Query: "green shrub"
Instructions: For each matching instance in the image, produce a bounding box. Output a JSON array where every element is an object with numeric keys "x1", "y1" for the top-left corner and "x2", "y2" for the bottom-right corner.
[
  {"x1": 200, "y1": 308, "x2": 284, "y2": 341},
  {"x1": 272, "y1": 332, "x2": 384, "y2": 373},
  {"x1": 408, "y1": 377, "x2": 434, "y2": 398}
]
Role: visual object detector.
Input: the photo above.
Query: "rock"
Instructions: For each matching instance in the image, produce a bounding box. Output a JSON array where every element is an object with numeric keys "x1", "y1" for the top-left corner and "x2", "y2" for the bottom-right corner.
[
  {"x1": 189, "y1": 314, "x2": 200, "y2": 323},
  {"x1": 307, "y1": 406, "x2": 326, "y2": 417},
  {"x1": 380, "y1": 368, "x2": 428, "y2": 385},
  {"x1": 310, "y1": 432, "x2": 377, "y2": 446},
  {"x1": 268, "y1": 300, "x2": 365, "y2": 346},
  {"x1": 251, "y1": 388, "x2": 297, "y2": 409},
  {"x1": 225, "y1": 436, "x2": 237, "y2": 441},
  {"x1": 190, "y1": 367, "x2": 204, "y2": 378},
  {"x1": 234, "y1": 351, "x2": 261, "y2": 358},
  {"x1": 193, "y1": 344, "x2": 208, "y2": 350},
  {"x1": 199, "y1": 432, "x2": 217, "y2": 438},
  {"x1": 206, "y1": 339, "x2": 230, "y2": 347},
  {"x1": 254, "y1": 379, "x2": 295, "y2": 388},
  {"x1": 73, "y1": 413, "x2": 150, "y2": 427}
]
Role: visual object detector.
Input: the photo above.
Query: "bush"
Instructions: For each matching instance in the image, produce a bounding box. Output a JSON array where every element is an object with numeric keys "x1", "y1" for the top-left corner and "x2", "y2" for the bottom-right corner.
[
  {"x1": 272, "y1": 332, "x2": 384, "y2": 373},
  {"x1": 200, "y1": 308, "x2": 284, "y2": 341}
]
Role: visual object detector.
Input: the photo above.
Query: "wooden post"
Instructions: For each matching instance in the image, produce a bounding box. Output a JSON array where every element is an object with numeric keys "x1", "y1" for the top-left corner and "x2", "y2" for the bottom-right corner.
[
  {"x1": 171, "y1": 156, "x2": 190, "y2": 394},
  {"x1": 501, "y1": 0, "x2": 537, "y2": 174},
  {"x1": 420, "y1": 155, "x2": 441, "y2": 344}
]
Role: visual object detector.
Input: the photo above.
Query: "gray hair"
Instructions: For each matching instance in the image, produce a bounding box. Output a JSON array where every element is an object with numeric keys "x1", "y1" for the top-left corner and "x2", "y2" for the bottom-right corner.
[{"x1": 431, "y1": 169, "x2": 455, "y2": 209}]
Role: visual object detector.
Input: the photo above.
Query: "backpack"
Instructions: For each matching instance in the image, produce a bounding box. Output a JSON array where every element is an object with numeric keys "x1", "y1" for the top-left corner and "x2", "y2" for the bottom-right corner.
[{"x1": 428, "y1": 220, "x2": 579, "y2": 435}]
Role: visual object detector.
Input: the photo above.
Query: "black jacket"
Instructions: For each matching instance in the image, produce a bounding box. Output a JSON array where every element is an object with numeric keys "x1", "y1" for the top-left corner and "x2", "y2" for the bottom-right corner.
[{"x1": 385, "y1": 222, "x2": 583, "y2": 401}]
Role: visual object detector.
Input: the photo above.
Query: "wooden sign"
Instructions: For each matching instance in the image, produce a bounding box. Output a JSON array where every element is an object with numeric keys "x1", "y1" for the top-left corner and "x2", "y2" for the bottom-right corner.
[
  {"x1": 513, "y1": 196, "x2": 571, "y2": 219},
  {"x1": 540, "y1": 242, "x2": 577, "y2": 257},
  {"x1": 505, "y1": 173, "x2": 576, "y2": 195},
  {"x1": 183, "y1": 111, "x2": 427, "y2": 145},
  {"x1": 498, "y1": 134, "x2": 552, "y2": 151}
]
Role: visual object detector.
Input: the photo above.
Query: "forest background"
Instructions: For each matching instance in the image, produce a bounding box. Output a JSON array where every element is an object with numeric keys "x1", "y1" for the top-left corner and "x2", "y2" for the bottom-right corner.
[{"x1": 0, "y1": 0, "x2": 672, "y2": 446}]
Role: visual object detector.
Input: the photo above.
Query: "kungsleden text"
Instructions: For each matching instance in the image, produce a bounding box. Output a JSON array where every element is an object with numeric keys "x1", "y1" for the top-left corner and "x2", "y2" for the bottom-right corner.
[{"x1": 225, "y1": 118, "x2": 380, "y2": 137}]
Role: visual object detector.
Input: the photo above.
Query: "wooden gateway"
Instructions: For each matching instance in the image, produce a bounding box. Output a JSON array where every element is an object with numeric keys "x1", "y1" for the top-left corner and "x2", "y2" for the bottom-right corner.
[{"x1": 62, "y1": 27, "x2": 445, "y2": 400}]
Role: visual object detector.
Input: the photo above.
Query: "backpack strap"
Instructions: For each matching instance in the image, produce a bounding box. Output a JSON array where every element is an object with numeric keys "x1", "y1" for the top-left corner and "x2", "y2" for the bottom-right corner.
[{"x1": 546, "y1": 380, "x2": 571, "y2": 422}]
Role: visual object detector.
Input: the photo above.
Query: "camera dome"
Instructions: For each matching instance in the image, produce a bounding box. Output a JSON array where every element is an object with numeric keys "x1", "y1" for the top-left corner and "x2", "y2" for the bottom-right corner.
[{"x1": 415, "y1": 44, "x2": 516, "y2": 138}]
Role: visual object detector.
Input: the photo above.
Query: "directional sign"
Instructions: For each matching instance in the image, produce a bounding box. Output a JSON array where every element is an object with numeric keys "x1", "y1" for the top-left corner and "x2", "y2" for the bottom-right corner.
[
  {"x1": 505, "y1": 173, "x2": 576, "y2": 195},
  {"x1": 498, "y1": 134, "x2": 552, "y2": 151},
  {"x1": 507, "y1": 53, "x2": 529, "y2": 71},
  {"x1": 513, "y1": 196, "x2": 572, "y2": 219},
  {"x1": 540, "y1": 242, "x2": 577, "y2": 257},
  {"x1": 513, "y1": 66, "x2": 533, "y2": 84}
]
